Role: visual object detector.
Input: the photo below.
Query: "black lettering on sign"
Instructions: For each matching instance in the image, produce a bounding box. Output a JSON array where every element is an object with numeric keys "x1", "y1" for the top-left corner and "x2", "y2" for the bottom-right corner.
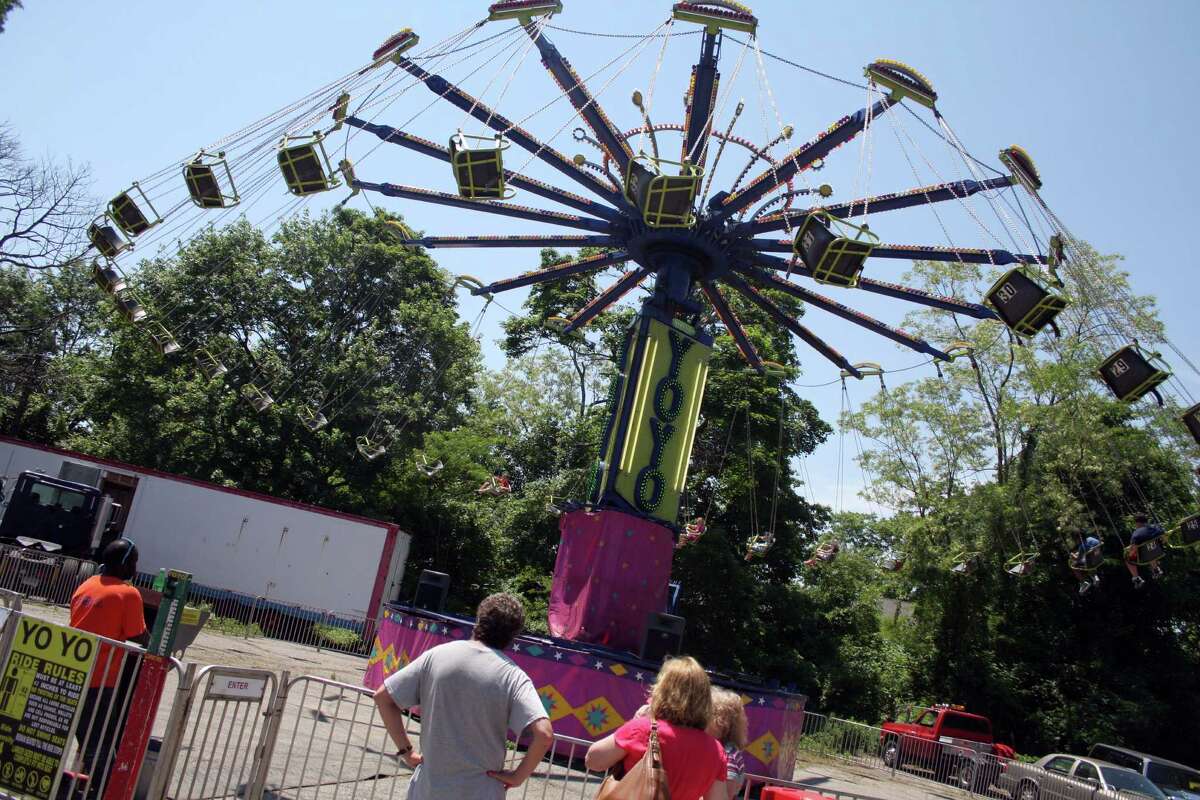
[
  {"x1": 56, "y1": 631, "x2": 92, "y2": 663},
  {"x1": 19, "y1": 620, "x2": 51, "y2": 651},
  {"x1": 635, "y1": 329, "x2": 693, "y2": 512}
]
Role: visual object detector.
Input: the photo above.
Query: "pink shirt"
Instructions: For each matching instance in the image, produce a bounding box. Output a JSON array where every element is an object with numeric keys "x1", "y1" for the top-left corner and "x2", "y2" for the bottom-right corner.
[{"x1": 614, "y1": 717, "x2": 727, "y2": 800}]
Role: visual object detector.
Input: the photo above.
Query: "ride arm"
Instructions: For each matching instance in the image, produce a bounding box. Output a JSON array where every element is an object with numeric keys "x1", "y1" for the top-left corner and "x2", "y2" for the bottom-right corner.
[
  {"x1": 735, "y1": 265, "x2": 950, "y2": 360},
  {"x1": 751, "y1": 238, "x2": 1045, "y2": 266},
  {"x1": 472, "y1": 250, "x2": 631, "y2": 295},
  {"x1": 744, "y1": 176, "x2": 1015, "y2": 235},
  {"x1": 721, "y1": 271, "x2": 863, "y2": 377},
  {"x1": 699, "y1": 281, "x2": 764, "y2": 371},
  {"x1": 400, "y1": 234, "x2": 620, "y2": 249},
  {"x1": 344, "y1": 118, "x2": 620, "y2": 220},
  {"x1": 394, "y1": 57, "x2": 627, "y2": 207},
  {"x1": 752, "y1": 253, "x2": 997, "y2": 319},
  {"x1": 563, "y1": 266, "x2": 654, "y2": 332},
  {"x1": 710, "y1": 97, "x2": 896, "y2": 221},
  {"x1": 523, "y1": 24, "x2": 633, "y2": 173},
  {"x1": 354, "y1": 181, "x2": 613, "y2": 232}
]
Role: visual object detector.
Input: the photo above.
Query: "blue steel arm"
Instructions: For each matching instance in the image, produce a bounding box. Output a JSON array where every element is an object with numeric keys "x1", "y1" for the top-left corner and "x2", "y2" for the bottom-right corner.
[
  {"x1": 393, "y1": 57, "x2": 627, "y2": 207},
  {"x1": 699, "y1": 281, "x2": 764, "y2": 371},
  {"x1": 720, "y1": 272, "x2": 863, "y2": 378},
  {"x1": 871, "y1": 245, "x2": 1046, "y2": 266},
  {"x1": 733, "y1": 265, "x2": 950, "y2": 361},
  {"x1": 473, "y1": 250, "x2": 631, "y2": 295},
  {"x1": 401, "y1": 235, "x2": 619, "y2": 249},
  {"x1": 710, "y1": 97, "x2": 896, "y2": 221},
  {"x1": 752, "y1": 253, "x2": 997, "y2": 319},
  {"x1": 344, "y1": 117, "x2": 621, "y2": 221},
  {"x1": 353, "y1": 181, "x2": 613, "y2": 233},
  {"x1": 751, "y1": 238, "x2": 1046, "y2": 266},
  {"x1": 563, "y1": 266, "x2": 654, "y2": 332},
  {"x1": 744, "y1": 176, "x2": 1015, "y2": 236},
  {"x1": 523, "y1": 24, "x2": 633, "y2": 173},
  {"x1": 681, "y1": 30, "x2": 721, "y2": 167}
]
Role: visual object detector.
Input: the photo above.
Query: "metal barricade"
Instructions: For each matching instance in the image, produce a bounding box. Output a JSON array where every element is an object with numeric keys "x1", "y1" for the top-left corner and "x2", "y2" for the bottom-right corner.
[
  {"x1": 151, "y1": 665, "x2": 279, "y2": 800},
  {"x1": 509, "y1": 733, "x2": 608, "y2": 800},
  {"x1": 255, "y1": 675, "x2": 417, "y2": 800},
  {"x1": 0, "y1": 609, "x2": 148, "y2": 800}
]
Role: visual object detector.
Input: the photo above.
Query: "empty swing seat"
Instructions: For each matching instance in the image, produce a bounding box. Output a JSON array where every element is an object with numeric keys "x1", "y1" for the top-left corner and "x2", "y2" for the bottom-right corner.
[
  {"x1": 91, "y1": 262, "x2": 126, "y2": 295},
  {"x1": 1175, "y1": 515, "x2": 1200, "y2": 547},
  {"x1": 794, "y1": 211, "x2": 879, "y2": 287},
  {"x1": 244, "y1": 385, "x2": 275, "y2": 413},
  {"x1": 449, "y1": 133, "x2": 510, "y2": 199},
  {"x1": 984, "y1": 267, "x2": 1068, "y2": 336},
  {"x1": 624, "y1": 156, "x2": 701, "y2": 229},
  {"x1": 108, "y1": 188, "x2": 160, "y2": 237},
  {"x1": 113, "y1": 292, "x2": 146, "y2": 324},
  {"x1": 1097, "y1": 345, "x2": 1171, "y2": 403},
  {"x1": 357, "y1": 436, "x2": 387, "y2": 461},
  {"x1": 197, "y1": 350, "x2": 228, "y2": 380},
  {"x1": 1182, "y1": 403, "x2": 1200, "y2": 445},
  {"x1": 299, "y1": 407, "x2": 328, "y2": 432},
  {"x1": 184, "y1": 153, "x2": 239, "y2": 209},
  {"x1": 278, "y1": 134, "x2": 339, "y2": 196},
  {"x1": 88, "y1": 222, "x2": 129, "y2": 259},
  {"x1": 148, "y1": 323, "x2": 180, "y2": 355}
]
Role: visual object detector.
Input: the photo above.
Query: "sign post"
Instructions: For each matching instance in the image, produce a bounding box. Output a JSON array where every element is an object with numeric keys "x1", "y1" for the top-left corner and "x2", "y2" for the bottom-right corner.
[
  {"x1": 102, "y1": 569, "x2": 192, "y2": 800},
  {"x1": 0, "y1": 617, "x2": 98, "y2": 800}
]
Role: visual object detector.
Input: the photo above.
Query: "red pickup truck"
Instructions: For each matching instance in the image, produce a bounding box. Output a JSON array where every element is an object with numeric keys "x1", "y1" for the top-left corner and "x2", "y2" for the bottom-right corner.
[{"x1": 880, "y1": 704, "x2": 1015, "y2": 791}]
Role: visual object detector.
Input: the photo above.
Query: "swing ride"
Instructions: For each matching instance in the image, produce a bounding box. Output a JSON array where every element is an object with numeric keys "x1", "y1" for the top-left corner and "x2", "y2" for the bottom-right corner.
[{"x1": 76, "y1": 0, "x2": 1200, "y2": 641}]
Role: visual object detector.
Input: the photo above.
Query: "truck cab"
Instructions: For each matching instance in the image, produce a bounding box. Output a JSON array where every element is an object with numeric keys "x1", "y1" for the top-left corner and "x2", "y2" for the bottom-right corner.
[
  {"x1": 881, "y1": 704, "x2": 1007, "y2": 790},
  {"x1": 0, "y1": 471, "x2": 123, "y2": 603},
  {"x1": 0, "y1": 471, "x2": 119, "y2": 556}
]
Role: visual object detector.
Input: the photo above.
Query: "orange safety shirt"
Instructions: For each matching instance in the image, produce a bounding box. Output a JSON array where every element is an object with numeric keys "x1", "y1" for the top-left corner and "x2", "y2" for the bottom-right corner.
[{"x1": 70, "y1": 575, "x2": 148, "y2": 688}]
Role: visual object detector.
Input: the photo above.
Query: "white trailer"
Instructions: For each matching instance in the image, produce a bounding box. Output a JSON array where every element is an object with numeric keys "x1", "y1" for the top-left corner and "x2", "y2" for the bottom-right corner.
[{"x1": 0, "y1": 436, "x2": 410, "y2": 618}]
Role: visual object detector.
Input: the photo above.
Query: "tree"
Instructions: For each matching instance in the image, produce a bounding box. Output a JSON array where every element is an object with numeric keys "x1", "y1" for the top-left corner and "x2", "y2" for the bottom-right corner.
[
  {"x1": 0, "y1": 1, "x2": 22, "y2": 34},
  {"x1": 0, "y1": 125, "x2": 92, "y2": 271}
]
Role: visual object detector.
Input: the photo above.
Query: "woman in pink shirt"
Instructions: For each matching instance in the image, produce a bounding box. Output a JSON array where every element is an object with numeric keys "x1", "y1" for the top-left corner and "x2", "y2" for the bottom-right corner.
[{"x1": 585, "y1": 656, "x2": 727, "y2": 800}]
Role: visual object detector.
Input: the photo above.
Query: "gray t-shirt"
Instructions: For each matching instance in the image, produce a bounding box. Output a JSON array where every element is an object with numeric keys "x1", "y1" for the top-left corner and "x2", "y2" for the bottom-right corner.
[{"x1": 384, "y1": 639, "x2": 548, "y2": 800}]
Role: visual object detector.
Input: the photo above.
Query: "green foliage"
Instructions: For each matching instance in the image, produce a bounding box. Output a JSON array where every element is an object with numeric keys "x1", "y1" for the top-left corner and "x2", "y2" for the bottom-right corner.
[
  {"x1": 0, "y1": 1, "x2": 21, "y2": 34},
  {"x1": 843, "y1": 252, "x2": 1200, "y2": 763},
  {"x1": 312, "y1": 623, "x2": 363, "y2": 648}
]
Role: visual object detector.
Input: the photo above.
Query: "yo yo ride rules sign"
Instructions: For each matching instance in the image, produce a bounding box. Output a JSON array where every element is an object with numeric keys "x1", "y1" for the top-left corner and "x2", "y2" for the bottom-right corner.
[{"x1": 0, "y1": 617, "x2": 98, "y2": 800}]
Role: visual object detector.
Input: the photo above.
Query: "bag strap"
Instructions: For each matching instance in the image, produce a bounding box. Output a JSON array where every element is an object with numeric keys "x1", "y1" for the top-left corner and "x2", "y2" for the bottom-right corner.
[{"x1": 648, "y1": 721, "x2": 663, "y2": 769}]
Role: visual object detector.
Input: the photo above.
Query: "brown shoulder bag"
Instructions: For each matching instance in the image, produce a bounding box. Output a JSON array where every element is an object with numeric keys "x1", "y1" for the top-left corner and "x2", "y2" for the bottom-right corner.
[{"x1": 595, "y1": 720, "x2": 671, "y2": 800}]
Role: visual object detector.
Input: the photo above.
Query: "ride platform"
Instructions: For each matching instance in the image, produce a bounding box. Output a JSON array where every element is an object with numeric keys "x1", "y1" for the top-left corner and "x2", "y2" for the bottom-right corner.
[{"x1": 364, "y1": 602, "x2": 807, "y2": 779}]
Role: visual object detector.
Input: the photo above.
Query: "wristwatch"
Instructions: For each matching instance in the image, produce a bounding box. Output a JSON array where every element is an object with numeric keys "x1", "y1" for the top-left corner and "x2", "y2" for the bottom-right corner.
[{"x1": 397, "y1": 745, "x2": 413, "y2": 757}]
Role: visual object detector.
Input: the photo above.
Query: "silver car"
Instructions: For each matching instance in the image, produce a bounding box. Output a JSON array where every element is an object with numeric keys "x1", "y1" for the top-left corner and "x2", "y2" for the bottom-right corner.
[
  {"x1": 1088, "y1": 744, "x2": 1200, "y2": 800},
  {"x1": 998, "y1": 753, "x2": 1168, "y2": 800}
]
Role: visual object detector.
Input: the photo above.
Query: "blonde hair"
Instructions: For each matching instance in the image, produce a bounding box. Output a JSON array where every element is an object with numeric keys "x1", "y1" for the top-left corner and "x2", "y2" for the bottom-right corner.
[
  {"x1": 709, "y1": 688, "x2": 749, "y2": 749},
  {"x1": 649, "y1": 656, "x2": 712, "y2": 730}
]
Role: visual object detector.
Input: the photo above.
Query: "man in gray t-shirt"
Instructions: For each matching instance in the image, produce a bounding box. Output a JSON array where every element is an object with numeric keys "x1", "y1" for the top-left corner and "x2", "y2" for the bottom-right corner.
[{"x1": 373, "y1": 593, "x2": 553, "y2": 800}]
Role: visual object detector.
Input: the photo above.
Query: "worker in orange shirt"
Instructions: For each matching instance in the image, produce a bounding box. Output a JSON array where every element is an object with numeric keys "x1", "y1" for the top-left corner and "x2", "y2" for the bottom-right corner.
[{"x1": 69, "y1": 539, "x2": 149, "y2": 796}]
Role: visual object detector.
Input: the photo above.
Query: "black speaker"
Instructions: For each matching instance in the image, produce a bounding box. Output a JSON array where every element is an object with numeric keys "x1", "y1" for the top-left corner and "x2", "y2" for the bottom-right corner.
[
  {"x1": 639, "y1": 612, "x2": 684, "y2": 662},
  {"x1": 413, "y1": 570, "x2": 449, "y2": 612}
]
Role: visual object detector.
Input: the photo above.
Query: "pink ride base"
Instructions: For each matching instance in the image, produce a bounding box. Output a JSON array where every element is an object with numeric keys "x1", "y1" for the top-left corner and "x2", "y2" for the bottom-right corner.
[
  {"x1": 365, "y1": 605, "x2": 807, "y2": 779},
  {"x1": 548, "y1": 507, "x2": 675, "y2": 651}
]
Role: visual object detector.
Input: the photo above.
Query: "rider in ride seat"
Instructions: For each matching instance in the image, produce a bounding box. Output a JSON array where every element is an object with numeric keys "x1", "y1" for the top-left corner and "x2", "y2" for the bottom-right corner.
[
  {"x1": 1124, "y1": 513, "x2": 1165, "y2": 588},
  {"x1": 1070, "y1": 534, "x2": 1102, "y2": 594},
  {"x1": 804, "y1": 539, "x2": 840, "y2": 568}
]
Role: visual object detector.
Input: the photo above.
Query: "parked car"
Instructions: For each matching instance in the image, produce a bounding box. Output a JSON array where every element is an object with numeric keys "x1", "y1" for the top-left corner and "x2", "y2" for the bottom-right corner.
[
  {"x1": 1088, "y1": 744, "x2": 1200, "y2": 800},
  {"x1": 997, "y1": 753, "x2": 1167, "y2": 800},
  {"x1": 879, "y1": 704, "x2": 1013, "y2": 791}
]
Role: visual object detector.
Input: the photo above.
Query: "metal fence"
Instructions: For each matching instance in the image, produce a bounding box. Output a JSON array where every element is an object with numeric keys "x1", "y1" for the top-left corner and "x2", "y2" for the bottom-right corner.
[{"x1": 0, "y1": 606, "x2": 1163, "y2": 800}]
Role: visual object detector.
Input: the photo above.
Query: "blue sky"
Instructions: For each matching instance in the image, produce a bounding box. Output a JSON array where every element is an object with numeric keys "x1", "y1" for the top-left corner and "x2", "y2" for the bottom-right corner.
[{"x1": 3, "y1": 1, "x2": 1198, "y2": 513}]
